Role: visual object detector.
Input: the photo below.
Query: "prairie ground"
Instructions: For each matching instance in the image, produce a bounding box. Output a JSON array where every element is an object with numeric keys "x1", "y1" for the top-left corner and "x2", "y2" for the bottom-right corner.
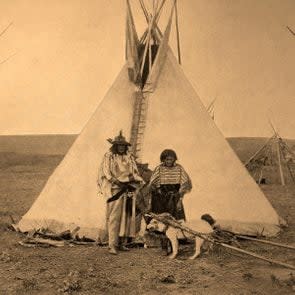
[{"x1": 0, "y1": 152, "x2": 294, "y2": 294}]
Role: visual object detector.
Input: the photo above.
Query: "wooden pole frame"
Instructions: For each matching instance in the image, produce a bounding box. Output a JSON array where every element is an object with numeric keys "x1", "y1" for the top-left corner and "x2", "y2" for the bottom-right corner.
[
  {"x1": 174, "y1": 0, "x2": 182, "y2": 64},
  {"x1": 237, "y1": 235, "x2": 295, "y2": 250},
  {"x1": 140, "y1": 14, "x2": 155, "y2": 77},
  {"x1": 139, "y1": 0, "x2": 166, "y2": 44},
  {"x1": 146, "y1": 213, "x2": 295, "y2": 270},
  {"x1": 276, "y1": 136, "x2": 286, "y2": 186},
  {"x1": 244, "y1": 136, "x2": 274, "y2": 167}
]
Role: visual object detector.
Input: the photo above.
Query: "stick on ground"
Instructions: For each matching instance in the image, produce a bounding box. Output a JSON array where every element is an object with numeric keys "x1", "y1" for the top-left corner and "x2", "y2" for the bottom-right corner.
[
  {"x1": 237, "y1": 235, "x2": 295, "y2": 250},
  {"x1": 146, "y1": 213, "x2": 295, "y2": 270}
]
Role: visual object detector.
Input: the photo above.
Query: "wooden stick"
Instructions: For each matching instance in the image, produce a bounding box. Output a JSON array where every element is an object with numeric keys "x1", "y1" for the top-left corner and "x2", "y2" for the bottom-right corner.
[
  {"x1": 139, "y1": 0, "x2": 149, "y2": 22},
  {"x1": 174, "y1": 0, "x2": 182, "y2": 64},
  {"x1": 0, "y1": 22, "x2": 13, "y2": 38},
  {"x1": 24, "y1": 237, "x2": 65, "y2": 247},
  {"x1": 18, "y1": 241, "x2": 36, "y2": 248},
  {"x1": 148, "y1": 33, "x2": 152, "y2": 72},
  {"x1": 147, "y1": 213, "x2": 295, "y2": 270},
  {"x1": 36, "y1": 233, "x2": 62, "y2": 240},
  {"x1": 140, "y1": 0, "x2": 165, "y2": 44},
  {"x1": 155, "y1": 0, "x2": 166, "y2": 24},
  {"x1": 153, "y1": 0, "x2": 165, "y2": 40},
  {"x1": 70, "y1": 241, "x2": 96, "y2": 246},
  {"x1": 140, "y1": 30, "x2": 148, "y2": 44},
  {"x1": 237, "y1": 235, "x2": 295, "y2": 250},
  {"x1": 220, "y1": 243, "x2": 295, "y2": 270},
  {"x1": 140, "y1": 14, "x2": 155, "y2": 77},
  {"x1": 276, "y1": 138, "x2": 285, "y2": 185}
]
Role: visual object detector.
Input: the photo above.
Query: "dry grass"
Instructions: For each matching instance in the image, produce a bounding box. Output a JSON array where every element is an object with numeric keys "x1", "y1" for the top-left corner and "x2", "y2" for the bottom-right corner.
[{"x1": 0, "y1": 150, "x2": 294, "y2": 294}]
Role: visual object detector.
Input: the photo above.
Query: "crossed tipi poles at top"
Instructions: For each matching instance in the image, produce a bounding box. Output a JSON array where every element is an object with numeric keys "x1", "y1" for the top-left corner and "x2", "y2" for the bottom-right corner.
[
  {"x1": 129, "y1": 0, "x2": 182, "y2": 81},
  {"x1": 127, "y1": 0, "x2": 182, "y2": 161}
]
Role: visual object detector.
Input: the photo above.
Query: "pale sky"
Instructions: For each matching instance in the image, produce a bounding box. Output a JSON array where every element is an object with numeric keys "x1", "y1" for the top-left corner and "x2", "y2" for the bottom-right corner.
[{"x1": 0, "y1": 0, "x2": 294, "y2": 138}]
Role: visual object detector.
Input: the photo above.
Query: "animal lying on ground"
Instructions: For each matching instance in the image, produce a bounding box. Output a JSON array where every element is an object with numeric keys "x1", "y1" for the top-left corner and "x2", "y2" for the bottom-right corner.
[{"x1": 146, "y1": 214, "x2": 214, "y2": 259}]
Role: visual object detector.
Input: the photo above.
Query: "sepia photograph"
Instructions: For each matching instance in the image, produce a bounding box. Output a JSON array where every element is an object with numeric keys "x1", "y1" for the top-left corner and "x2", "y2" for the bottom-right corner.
[{"x1": 0, "y1": 0, "x2": 294, "y2": 294}]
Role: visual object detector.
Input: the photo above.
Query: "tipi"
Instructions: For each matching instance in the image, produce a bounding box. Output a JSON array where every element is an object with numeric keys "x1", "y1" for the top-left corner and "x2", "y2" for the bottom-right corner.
[
  {"x1": 245, "y1": 124, "x2": 295, "y2": 185},
  {"x1": 16, "y1": 1, "x2": 283, "y2": 239}
]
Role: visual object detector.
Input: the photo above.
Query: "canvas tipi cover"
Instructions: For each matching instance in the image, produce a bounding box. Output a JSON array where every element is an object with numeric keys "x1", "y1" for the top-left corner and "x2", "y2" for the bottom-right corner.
[{"x1": 16, "y1": 2, "x2": 282, "y2": 239}]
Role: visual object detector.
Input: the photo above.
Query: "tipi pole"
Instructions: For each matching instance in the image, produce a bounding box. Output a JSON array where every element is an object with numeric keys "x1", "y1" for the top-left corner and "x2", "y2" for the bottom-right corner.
[
  {"x1": 220, "y1": 243, "x2": 295, "y2": 270},
  {"x1": 146, "y1": 213, "x2": 295, "y2": 270},
  {"x1": 139, "y1": 0, "x2": 149, "y2": 22},
  {"x1": 276, "y1": 138, "x2": 286, "y2": 186},
  {"x1": 0, "y1": 22, "x2": 13, "y2": 38},
  {"x1": 147, "y1": 1, "x2": 158, "y2": 69},
  {"x1": 140, "y1": 14, "x2": 155, "y2": 77},
  {"x1": 148, "y1": 29, "x2": 152, "y2": 72},
  {"x1": 236, "y1": 235, "x2": 295, "y2": 250},
  {"x1": 175, "y1": 0, "x2": 182, "y2": 65},
  {"x1": 140, "y1": 30, "x2": 148, "y2": 44},
  {"x1": 155, "y1": 0, "x2": 166, "y2": 25},
  {"x1": 139, "y1": 0, "x2": 165, "y2": 44},
  {"x1": 285, "y1": 158, "x2": 295, "y2": 184},
  {"x1": 278, "y1": 140, "x2": 295, "y2": 184},
  {"x1": 152, "y1": 0, "x2": 165, "y2": 41}
]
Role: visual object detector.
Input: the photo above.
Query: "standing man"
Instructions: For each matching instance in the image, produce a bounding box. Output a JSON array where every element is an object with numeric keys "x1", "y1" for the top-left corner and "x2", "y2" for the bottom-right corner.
[{"x1": 98, "y1": 131, "x2": 144, "y2": 255}]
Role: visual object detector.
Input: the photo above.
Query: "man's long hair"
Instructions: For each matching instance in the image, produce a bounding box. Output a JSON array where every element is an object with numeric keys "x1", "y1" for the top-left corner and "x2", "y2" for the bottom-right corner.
[{"x1": 110, "y1": 144, "x2": 128, "y2": 155}]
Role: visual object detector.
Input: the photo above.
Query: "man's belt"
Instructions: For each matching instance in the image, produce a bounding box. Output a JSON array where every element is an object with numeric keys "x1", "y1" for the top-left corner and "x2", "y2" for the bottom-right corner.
[{"x1": 107, "y1": 182, "x2": 138, "y2": 203}]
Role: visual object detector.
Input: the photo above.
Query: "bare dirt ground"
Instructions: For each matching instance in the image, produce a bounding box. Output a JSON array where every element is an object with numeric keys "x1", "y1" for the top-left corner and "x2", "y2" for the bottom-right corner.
[{"x1": 0, "y1": 152, "x2": 294, "y2": 294}]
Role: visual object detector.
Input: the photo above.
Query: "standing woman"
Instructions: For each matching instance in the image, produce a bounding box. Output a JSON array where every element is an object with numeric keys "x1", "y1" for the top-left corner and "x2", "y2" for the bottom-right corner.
[{"x1": 149, "y1": 149, "x2": 192, "y2": 220}]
